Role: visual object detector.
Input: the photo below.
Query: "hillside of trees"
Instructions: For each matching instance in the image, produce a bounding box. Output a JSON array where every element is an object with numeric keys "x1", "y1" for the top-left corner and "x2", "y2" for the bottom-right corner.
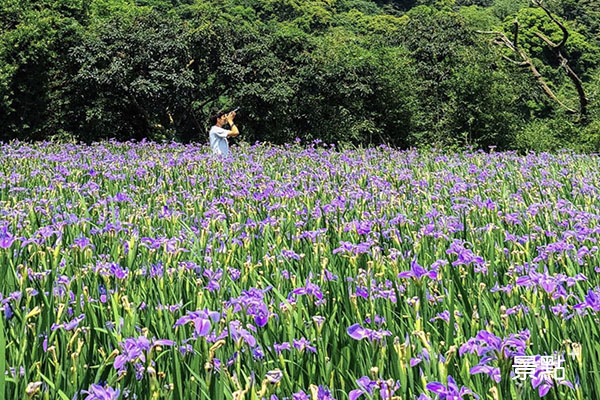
[{"x1": 1, "y1": 0, "x2": 599, "y2": 151}]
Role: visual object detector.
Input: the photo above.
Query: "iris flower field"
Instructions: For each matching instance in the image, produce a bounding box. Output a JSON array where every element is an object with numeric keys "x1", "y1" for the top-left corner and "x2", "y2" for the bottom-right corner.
[{"x1": 1, "y1": 140, "x2": 599, "y2": 400}]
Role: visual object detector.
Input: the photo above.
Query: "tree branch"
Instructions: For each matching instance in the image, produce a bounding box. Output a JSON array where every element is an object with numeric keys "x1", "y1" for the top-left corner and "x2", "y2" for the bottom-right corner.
[
  {"x1": 532, "y1": 0, "x2": 568, "y2": 48},
  {"x1": 532, "y1": 1, "x2": 587, "y2": 115},
  {"x1": 512, "y1": 19, "x2": 519, "y2": 51},
  {"x1": 476, "y1": 28, "x2": 577, "y2": 114}
]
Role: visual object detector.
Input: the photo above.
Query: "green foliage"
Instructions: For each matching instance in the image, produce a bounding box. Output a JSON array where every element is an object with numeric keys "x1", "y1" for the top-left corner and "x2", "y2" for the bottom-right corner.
[
  {"x1": 397, "y1": 8, "x2": 522, "y2": 149},
  {"x1": 458, "y1": 5, "x2": 499, "y2": 29},
  {"x1": 489, "y1": 0, "x2": 529, "y2": 21},
  {"x1": 545, "y1": 0, "x2": 600, "y2": 45},
  {"x1": 0, "y1": 2, "x2": 85, "y2": 141},
  {"x1": 69, "y1": 11, "x2": 196, "y2": 142}
]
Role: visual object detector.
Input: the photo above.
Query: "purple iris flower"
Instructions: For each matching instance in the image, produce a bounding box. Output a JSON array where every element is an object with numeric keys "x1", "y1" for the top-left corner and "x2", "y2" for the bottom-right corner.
[
  {"x1": 397, "y1": 258, "x2": 438, "y2": 281},
  {"x1": 530, "y1": 358, "x2": 574, "y2": 397},
  {"x1": 470, "y1": 365, "x2": 501, "y2": 383},
  {"x1": 281, "y1": 249, "x2": 302, "y2": 260},
  {"x1": 174, "y1": 309, "x2": 220, "y2": 338},
  {"x1": 288, "y1": 277, "x2": 324, "y2": 305},
  {"x1": 430, "y1": 310, "x2": 453, "y2": 324},
  {"x1": 293, "y1": 390, "x2": 310, "y2": 400},
  {"x1": 253, "y1": 306, "x2": 270, "y2": 327},
  {"x1": 349, "y1": 376, "x2": 378, "y2": 400},
  {"x1": 226, "y1": 288, "x2": 272, "y2": 327},
  {"x1": 82, "y1": 384, "x2": 120, "y2": 400},
  {"x1": 113, "y1": 336, "x2": 173, "y2": 375},
  {"x1": 426, "y1": 375, "x2": 479, "y2": 399},
  {"x1": 154, "y1": 339, "x2": 176, "y2": 347},
  {"x1": 113, "y1": 336, "x2": 152, "y2": 372},
  {"x1": 460, "y1": 330, "x2": 529, "y2": 359},
  {"x1": 51, "y1": 314, "x2": 85, "y2": 331},
  {"x1": 574, "y1": 288, "x2": 600, "y2": 312},
  {"x1": 273, "y1": 342, "x2": 292, "y2": 355},
  {"x1": 0, "y1": 225, "x2": 15, "y2": 249},
  {"x1": 333, "y1": 240, "x2": 372, "y2": 256},
  {"x1": 72, "y1": 236, "x2": 94, "y2": 250},
  {"x1": 229, "y1": 320, "x2": 257, "y2": 347},
  {"x1": 315, "y1": 386, "x2": 336, "y2": 400},
  {"x1": 446, "y1": 240, "x2": 485, "y2": 267},
  {"x1": 347, "y1": 323, "x2": 391, "y2": 342},
  {"x1": 460, "y1": 329, "x2": 529, "y2": 383},
  {"x1": 292, "y1": 338, "x2": 317, "y2": 353}
]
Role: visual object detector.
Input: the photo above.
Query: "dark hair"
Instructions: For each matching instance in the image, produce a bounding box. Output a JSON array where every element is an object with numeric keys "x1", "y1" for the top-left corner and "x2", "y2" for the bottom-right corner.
[{"x1": 209, "y1": 109, "x2": 226, "y2": 125}]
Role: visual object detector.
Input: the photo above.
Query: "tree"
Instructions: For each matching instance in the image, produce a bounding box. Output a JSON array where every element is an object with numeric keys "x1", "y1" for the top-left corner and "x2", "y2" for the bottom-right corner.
[
  {"x1": 0, "y1": 2, "x2": 85, "y2": 141},
  {"x1": 395, "y1": 6, "x2": 521, "y2": 148},
  {"x1": 69, "y1": 11, "x2": 197, "y2": 142},
  {"x1": 478, "y1": 1, "x2": 597, "y2": 117}
]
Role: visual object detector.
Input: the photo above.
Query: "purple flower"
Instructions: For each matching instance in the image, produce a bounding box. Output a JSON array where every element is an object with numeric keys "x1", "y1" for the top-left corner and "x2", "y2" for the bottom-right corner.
[
  {"x1": 574, "y1": 288, "x2": 600, "y2": 312},
  {"x1": 426, "y1": 376, "x2": 479, "y2": 399},
  {"x1": 112, "y1": 336, "x2": 173, "y2": 376},
  {"x1": 348, "y1": 377, "x2": 401, "y2": 400},
  {"x1": 347, "y1": 324, "x2": 368, "y2": 340},
  {"x1": 229, "y1": 320, "x2": 257, "y2": 347},
  {"x1": 315, "y1": 386, "x2": 336, "y2": 400},
  {"x1": 430, "y1": 310, "x2": 452, "y2": 324},
  {"x1": 397, "y1": 258, "x2": 438, "y2": 281},
  {"x1": 281, "y1": 249, "x2": 302, "y2": 260},
  {"x1": 347, "y1": 324, "x2": 391, "y2": 342},
  {"x1": 530, "y1": 362, "x2": 574, "y2": 397},
  {"x1": 273, "y1": 342, "x2": 292, "y2": 355},
  {"x1": 227, "y1": 288, "x2": 272, "y2": 327},
  {"x1": 410, "y1": 357, "x2": 422, "y2": 367},
  {"x1": 460, "y1": 330, "x2": 529, "y2": 359},
  {"x1": 292, "y1": 338, "x2": 317, "y2": 353},
  {"x1": 349, "y1": 376, "x2": 378, "y2": 400},
  {"x1": 83, "y1": 384, "x2": 120, "y2": 400},
  {"x1": 0, "y1": 225, "x2": 15, "y2": 249},
  {"x1": 288, "y1": 278, "x2": 324, "y2": 305},
  {"x1": 470, "y1": 365, "x2": 501, "y2": 383},
  {"x1": 174, "y1": 309, "x2": 220, "y2": 338},
  {"x1": 333, "y1": 240, "x2": 373, "y2": 256},
  {"x1": 153, "y1": 339, "x2": 175, "y2": 347},
  {"x1": 72, "y1": 236, "x2": 94, "y2": 250},
  {"x1": 51, "y1": 314, "x2": 85, "y2": 331},
  {"x1": 446, "y1": 240, "x2": 485, "y2": 268},
  {"x1": 293, "y1": 390, "x2": 310, "y2": 400},
  {"x1": 113, "y1": 336, "x2": 152, "y2": 373}
]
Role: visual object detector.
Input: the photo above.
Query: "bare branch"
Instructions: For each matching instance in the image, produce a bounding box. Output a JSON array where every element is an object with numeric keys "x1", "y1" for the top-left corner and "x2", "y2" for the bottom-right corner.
[
  {"x1": 512, "y1": 19, "x2": 520, "y2": 51},
  {"x1": 501, "y1": 55, "x2": 528, "y2": 66},
  {"x1": 534, "y1": 32, "x2": 556, "y2": 48},
  {"x1": 531, "y1": 0, "x2": 587, "y2": 115},
  {"x1": 532, "y1": 0, "x2": 568, "y2": 48},
  {"x1": 477, "y1": 0, "x2": 586, "y2": 115},
  {"x1": 475, "y1": 30, "x2": 505, "y2": 36},
  {"x1": 476, "y1": 25, "x2": 578, "y2": 114},
  {"x1": 556, "y1": 52, "x2": 588, "y2": 114}
]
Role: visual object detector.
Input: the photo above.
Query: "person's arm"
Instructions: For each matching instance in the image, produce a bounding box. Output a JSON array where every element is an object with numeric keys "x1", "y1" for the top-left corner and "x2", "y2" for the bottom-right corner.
[
  {"x1": 226, "y1": 112, "x2": 240, "y2": 137},
  {"x1": 228, "y1": 124, "x2": 239, "y2": 136}
]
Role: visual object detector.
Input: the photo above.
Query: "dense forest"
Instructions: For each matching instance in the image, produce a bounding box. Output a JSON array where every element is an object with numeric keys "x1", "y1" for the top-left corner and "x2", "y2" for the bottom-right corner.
[{"x1": 1, "y1": 0, "x2": 599, "y2": 151}]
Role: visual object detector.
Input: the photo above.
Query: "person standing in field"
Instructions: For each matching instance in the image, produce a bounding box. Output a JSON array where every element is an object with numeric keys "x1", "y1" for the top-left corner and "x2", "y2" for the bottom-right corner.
[{"x1": 209, "y1": 109, "x2": 239, "y2": 157}]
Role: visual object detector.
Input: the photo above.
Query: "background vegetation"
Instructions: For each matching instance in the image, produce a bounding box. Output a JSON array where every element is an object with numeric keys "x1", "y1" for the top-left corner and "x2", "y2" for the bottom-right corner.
[{"x1": 1, "y1": 0, "x2": 599, "y2": 151}]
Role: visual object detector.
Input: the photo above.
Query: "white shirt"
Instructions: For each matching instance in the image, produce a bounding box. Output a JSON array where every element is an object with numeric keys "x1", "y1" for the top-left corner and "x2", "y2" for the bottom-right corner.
[{"x1": 209, "y1": 126, "x2": 231, "y2": 156}]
